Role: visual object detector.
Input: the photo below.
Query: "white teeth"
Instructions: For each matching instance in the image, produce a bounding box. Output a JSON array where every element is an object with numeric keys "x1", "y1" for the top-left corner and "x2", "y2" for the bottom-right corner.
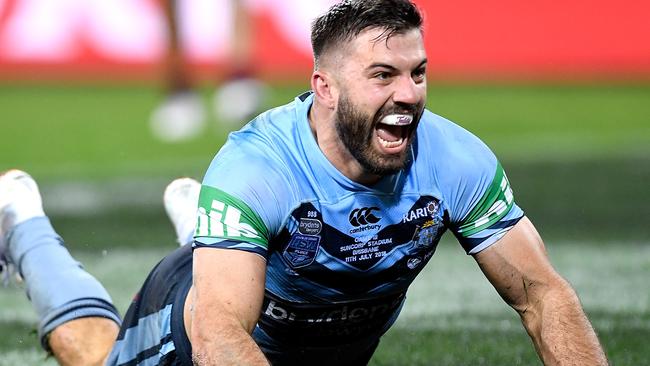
[
  {"x1": 378, "y1": 136, "x2": 404, "y2": 148},
  {"x1": 380, "y1": 114, "x2": 412, "y2": 126}
]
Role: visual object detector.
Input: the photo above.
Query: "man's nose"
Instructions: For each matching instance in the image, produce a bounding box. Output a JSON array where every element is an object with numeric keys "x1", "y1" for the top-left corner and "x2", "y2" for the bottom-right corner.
[{"x1": 392, "y1": 75, "x2": 420, "y2": 105}]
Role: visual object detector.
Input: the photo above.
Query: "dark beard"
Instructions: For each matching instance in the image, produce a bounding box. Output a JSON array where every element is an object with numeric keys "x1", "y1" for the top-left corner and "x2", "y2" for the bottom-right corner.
[{"x1": 335, "y1": 94, "x2": 421, "y2": 176}]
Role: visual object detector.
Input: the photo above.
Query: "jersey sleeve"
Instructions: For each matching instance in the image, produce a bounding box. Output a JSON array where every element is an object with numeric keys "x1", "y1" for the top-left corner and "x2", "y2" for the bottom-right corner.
[
  {"x1": 194, "y1": 184, "x2": 271, "y2": 257},
  {"x1": 434, "y1": 120, "x2": 524, "y2": 254},
  {"x1": 449, "y1": 161, "x2": 524, "y2": 254},
  {"x1": 192, "y1": 130, "x2": 295, "y2": 258}
]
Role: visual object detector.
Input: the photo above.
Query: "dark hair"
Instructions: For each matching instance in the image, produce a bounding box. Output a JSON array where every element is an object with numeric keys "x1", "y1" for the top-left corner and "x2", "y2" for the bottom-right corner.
[{"x1": 311, "y1": 0, "x2": 423, "y2": 68}]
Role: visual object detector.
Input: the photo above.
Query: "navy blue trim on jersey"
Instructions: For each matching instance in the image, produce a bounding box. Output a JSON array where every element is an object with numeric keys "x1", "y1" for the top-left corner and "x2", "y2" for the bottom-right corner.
[
  {"x1": 193, "y1": 238, "x2": 267, "y2": 258},
  {"x1": 454, "y1": 217, "x2": 524, "y2": 251},
  {"x1": 486, "y1": 217, "x2": 524, "y2": 231},
  {"x1": 297, "y1": 91, "x2": 312, "y2": 102}
]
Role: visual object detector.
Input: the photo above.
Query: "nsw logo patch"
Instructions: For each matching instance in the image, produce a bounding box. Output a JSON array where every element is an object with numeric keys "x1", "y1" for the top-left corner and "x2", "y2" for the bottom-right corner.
[{"x1": 283, "y1": 234, "x2": 320, "y2": 268}]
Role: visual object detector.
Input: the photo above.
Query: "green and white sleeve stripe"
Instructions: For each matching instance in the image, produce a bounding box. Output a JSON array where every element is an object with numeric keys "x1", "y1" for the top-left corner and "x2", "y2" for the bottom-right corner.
[
  {"x1": 194, "y1": 185, "x2": 270, "y2": 249},
  {"x1": 456, "y1": 162, "x2": 516, "y2": 238}
]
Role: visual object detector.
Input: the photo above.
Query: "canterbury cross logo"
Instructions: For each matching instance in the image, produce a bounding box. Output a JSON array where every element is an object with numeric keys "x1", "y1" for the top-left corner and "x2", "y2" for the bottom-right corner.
[{"x1": 349, "y1": 207, "x2": 381, "y2": 227}]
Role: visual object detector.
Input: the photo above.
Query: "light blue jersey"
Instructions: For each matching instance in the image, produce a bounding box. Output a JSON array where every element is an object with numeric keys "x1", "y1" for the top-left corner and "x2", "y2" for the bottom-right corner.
[
  {"x1": 107, "y1": 92, "x2": 524, "y2": 365},
  {"x1": 194, "y1": 91, "x2": 524, "y2": 354}
]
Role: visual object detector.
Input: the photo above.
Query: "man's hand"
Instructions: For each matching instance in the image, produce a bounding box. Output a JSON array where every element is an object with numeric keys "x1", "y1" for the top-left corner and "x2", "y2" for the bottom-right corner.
[
  {"x1": 474, "y1": 217, "x2": 608, "y2": 365},
  {"x1": 186, "y1": 247, "x2": 269, "y2": 365}
]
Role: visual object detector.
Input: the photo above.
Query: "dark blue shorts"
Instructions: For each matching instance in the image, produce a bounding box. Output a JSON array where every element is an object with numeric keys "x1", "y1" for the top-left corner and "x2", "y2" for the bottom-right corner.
[
  {"x1": 106, "y1": 243, "x2": 381, "y2": 365},
  {"x1": 106, "y1": 244, "x2": 193, "y2": 365}
]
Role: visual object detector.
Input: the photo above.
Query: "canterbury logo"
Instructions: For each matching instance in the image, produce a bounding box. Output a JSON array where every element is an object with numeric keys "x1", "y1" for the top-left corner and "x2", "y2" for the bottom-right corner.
[{"x1": 348, "y1": 207, "x2": 381, "y2": 227}]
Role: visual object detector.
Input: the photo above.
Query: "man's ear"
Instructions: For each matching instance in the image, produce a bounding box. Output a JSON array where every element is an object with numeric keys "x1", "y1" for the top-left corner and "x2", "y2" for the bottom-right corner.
[{"x1": 311, "y1": 70, "x2": 337, "y2": 110}]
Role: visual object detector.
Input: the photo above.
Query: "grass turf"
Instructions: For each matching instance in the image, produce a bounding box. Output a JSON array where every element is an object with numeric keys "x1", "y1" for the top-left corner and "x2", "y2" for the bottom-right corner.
[
  {"x1": 1, "y1": 83, "x2": 649, "y2": 179},
  {"x1": 0, "y1": 243, "x2": 647, "y2": 365}
]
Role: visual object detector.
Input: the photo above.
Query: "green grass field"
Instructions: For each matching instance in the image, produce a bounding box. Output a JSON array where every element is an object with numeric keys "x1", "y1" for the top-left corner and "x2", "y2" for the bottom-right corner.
[
  {"x1": 0, "y1": 83, "x2": 649, "y2": 364},
  {"x1": 1, "y1": 243, "x2": 648, "y2": 365}
]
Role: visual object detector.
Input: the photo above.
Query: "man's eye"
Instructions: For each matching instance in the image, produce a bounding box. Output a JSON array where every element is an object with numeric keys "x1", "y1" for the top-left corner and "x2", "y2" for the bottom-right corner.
[
  {"x1": 375, "y1": 72, "x2": 391, "y2": 80},
  {"x1": 412, "y1": 69, "x2": 426, "y2": 83}
]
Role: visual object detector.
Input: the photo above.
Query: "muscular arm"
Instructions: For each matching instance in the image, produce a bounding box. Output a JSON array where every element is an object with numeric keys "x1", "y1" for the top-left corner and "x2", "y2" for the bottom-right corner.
[
  {"x1": 474, "y1": 217, "x2": 607, "y2": 365},
  {"x1": 186, "y1": 247, "x2": 269, "y2": 366}
]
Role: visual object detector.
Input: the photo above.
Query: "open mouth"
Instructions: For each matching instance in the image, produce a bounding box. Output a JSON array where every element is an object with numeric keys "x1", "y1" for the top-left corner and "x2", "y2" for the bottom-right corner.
[{"x1": 375, "y1": 114, "x2": 413, "y2": 150}]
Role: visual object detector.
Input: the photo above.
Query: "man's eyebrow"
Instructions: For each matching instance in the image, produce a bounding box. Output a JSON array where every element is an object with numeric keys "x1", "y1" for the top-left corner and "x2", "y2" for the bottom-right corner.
[
  {"x1": 366, "y1": 63, "x2": 398, "y2": 72},
  {"x1": 366, "y1": 59, "x2": 428, "y2": 72}
]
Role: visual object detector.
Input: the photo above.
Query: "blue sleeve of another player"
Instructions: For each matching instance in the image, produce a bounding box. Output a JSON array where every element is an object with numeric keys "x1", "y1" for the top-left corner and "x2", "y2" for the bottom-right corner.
[{"x1": 434, "y1": 119, "x2": 524, "y2": 254}]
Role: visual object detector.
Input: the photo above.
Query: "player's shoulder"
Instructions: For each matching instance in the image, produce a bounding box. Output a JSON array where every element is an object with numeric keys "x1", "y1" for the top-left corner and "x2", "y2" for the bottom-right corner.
[
  {"x1": 222, "y1": 91, "x2": 310, "y2": 155},
  {"x1": 416, "y1": 110, "x2": 497, "y2": 178},
  {"x1": 203, "y1": 133, "x2": 292, "y2": 200},
  {"x1": 202, "y1": 94, "x2": 312, "y2": 202}
]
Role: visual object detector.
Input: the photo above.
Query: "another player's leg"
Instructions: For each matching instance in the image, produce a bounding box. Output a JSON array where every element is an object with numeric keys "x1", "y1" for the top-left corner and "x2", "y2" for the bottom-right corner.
[
  {"x1": 0, "y1": 170, "x2": 120, "y2": 365},
  {"x1": 150, "y1": 0, "x2": 206, "y2": 142},
  {"x1": 213, "y1": 0, "x2": 267, "y2": 127}
]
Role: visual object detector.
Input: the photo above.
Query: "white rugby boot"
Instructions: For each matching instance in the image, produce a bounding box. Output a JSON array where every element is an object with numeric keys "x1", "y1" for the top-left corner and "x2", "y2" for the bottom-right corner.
[
  {"x1": 150, "y1": 91, "x2": 206, "y2": 143},
  {"x1": 0, "y1": 169, "x2": 45, "y2": 284},
  {"x1": 163, "y1": 177, "x2": 201, "y2": 246},
  {"x1": 213, "y1": 77, "x2": 266, "y2": 128}
]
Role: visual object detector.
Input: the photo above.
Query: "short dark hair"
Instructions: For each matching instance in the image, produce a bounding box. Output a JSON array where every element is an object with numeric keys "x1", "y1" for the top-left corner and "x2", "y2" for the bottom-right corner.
[{"x1": 311, "y1": 0, "x2": 423, "y2": 69}]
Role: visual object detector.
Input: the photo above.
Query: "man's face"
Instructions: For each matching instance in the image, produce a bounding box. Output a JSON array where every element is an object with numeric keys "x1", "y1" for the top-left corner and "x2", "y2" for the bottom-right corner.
[{"x1": 333, "y1": 28, "x2": 427, "y2": 176}]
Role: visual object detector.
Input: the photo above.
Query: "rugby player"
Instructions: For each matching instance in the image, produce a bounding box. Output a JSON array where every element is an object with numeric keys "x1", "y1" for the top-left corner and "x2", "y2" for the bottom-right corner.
[{"x1": 0, "y1": 0, "x2": 607, "y2": 365}]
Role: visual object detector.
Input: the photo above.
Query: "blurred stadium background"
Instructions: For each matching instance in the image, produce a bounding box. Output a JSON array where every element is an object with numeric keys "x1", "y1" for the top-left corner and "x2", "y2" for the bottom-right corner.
[{"x1": 0, "y1": 0, "x2": 648, "y2": 364}]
